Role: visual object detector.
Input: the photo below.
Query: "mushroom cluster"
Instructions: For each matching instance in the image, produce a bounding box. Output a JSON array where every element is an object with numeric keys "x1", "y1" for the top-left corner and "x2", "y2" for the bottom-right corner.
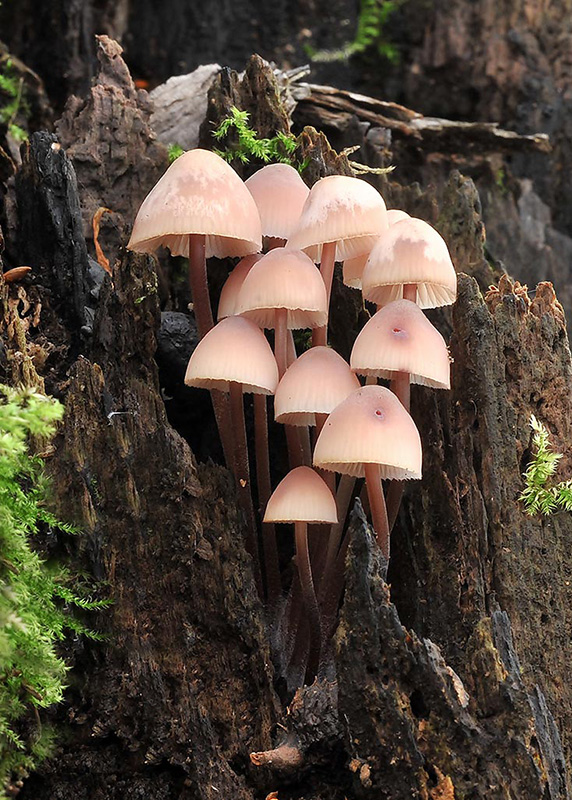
[{"x1": 128, "y1": 151, "x2": 456, "y2": 685}]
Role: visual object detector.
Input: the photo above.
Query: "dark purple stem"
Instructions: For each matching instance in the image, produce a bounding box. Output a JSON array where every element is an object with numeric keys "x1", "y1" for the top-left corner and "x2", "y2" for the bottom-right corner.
[
  {"x1": 229, "y1": 381, "x2": 263, "y2": 596},
  {"x1": 364, "y1": 462, "x2": 390, "y2": 560},
  {"x1": 188, "y1": 233, "x2": 234, "y2": 470},
  {"x1": 254, "y1": 393, "x2": 280, "y2": 604}
]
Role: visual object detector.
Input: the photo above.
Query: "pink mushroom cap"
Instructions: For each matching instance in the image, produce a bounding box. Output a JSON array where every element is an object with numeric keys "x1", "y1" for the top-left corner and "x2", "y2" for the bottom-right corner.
[
  {"x1": 361, "y1": 217, "x2": 457, "y2": 308},
  {"x1": 386, "y1": 209, "x2": 410, "y2": 225},
  {"x1": 184, "y1": 315, "x2": 278, "y2": 394},
  {"x1": 274, "y1": 346, "x2": 361, "y2": 426},
  {"x1": 264, "y1": 466, "x2": 338, "y2": 524},
  {"x1": 287, "y1": 175, "x2": 388, "y2": 263},
  {"x1": 127, "y1": 148, "x2": 262, "y2": 259},
  {"x1": 236, "y1": 247, "x2": 328, "y2": 329},
  {"x1": 313, "y1": 385, "x2": 422, "y2": 480},
  {"x1": 350, "y1": 300, "x2": 451, "y2": 389},
  {"x1": 245, "y1": 163, "x2": 309, "y2": 241}
]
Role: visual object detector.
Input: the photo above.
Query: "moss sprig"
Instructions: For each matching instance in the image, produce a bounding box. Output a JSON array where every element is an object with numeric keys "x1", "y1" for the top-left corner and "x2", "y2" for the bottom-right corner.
[
  {"x1": 0, "y1": 59, "x2": 28, "y2": 143},
  {"x1": 520, "y1": 415, "x2": 572, "y2": 515},
  {"x1": 212, "y1": 106, "x2": 300, "y2": 168},
  {"x1": 305, "y1": 0, "x2": 403, "y2": 64}
]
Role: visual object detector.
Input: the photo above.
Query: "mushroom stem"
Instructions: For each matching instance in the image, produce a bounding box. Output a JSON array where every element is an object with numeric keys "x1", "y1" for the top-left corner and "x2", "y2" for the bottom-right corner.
[
  {"x1": 275, "y1": 308, "x2": 289, "y2": 379},
  {"x1": 391, "y1": 371, "x2": 411, "y2": 411},
  {"x1": 295, "y1": 521, "x2": 322, "y2": 679},
  {"x1": 386, "y1": 480, "x2": 404, "y2": 532},
  {"x1": 319, "y1": 473, "x2": 355, "y2": 605},
  {"x1": 322, "y1": 525, "x2": 351, "y2": 639},
  {"x1": 312, "y1": 241, "x2": 337, "y2": 347},
  {"x1": 385, "y1": 370, "x2": 410, "y2": 532},
  {"x1": 275, "y1": 309, "x2": 306, "y2": 468},
  {"x1": 188, "y1": 234, "x2": 213, "y2": 336},
  {"x1": 188, "y1": 233, "x2": 234, "y2": 469},
  {"x1": 229, "y1": 381, "x2": 263, "y2": 595},
  {"x1": 253, "y1": 393, "x2": 281, "y2": 604},
  {"x1": 364, "y1": 463, "x2": 390, "y2": 560}
]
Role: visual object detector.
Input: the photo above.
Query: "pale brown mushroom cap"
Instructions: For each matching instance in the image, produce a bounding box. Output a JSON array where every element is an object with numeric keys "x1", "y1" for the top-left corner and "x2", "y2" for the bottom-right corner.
[
  {"x1": 275, "y1": 346, "x2": 361, "y2": 426},
  {"x1": 245, "y1": 164, "x2": 309, "y2": 241},
  {"x1": 184, "y1": 315, "x2": 278, "y2": 394},
  {"x1": 350, "y1": 300, "x2": 450, "y2": 389},
  {"x1": 313, "y1": 385, "x2": 422, "y2": 480},
  {"x1": 361, "y1": 217, "x2": 457, "y2": 308},
  {"x1": 217, "y1": 254, "x2": 263, "y2": 320},
  {"x1": 236, "y1": 247, "x2": 328, "y2": 329},
  {"x1": 264, "y1": 466, "x2": 338, "y2": 524},
  {"x1": 287, "y1": 175, "x2": 388, "y2": 263},
  {"x1": 127, "y1": 148, "x2": 262, "y2": 259}
]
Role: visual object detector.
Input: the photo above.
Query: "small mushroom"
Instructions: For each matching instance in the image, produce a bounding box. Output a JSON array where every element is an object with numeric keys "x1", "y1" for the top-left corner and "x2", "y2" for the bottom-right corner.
[
  {"x1": 313, "y1": 386, "x2": 421, "y2": 560},
  {"x1": 361, "y1": 217, "x2": 457, "y2": 309},
  {"x1": 265, "y1": 466, "x2": 337, "y2": 678},
  {"x1": 245, "y1": 163, "x2": 309, "y2": 246},
  {"x1": 185, "y1": 315, "x2": 279, "y2": 593}
]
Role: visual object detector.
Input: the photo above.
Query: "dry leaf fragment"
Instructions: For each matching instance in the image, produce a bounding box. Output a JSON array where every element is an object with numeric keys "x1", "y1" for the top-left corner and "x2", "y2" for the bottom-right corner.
[
  {"x1": 93, "y1": 207, "x2": 113, "y2": 275},
  {"x1": 3, "y1": 266, "x2": 32, "y2": 283}
]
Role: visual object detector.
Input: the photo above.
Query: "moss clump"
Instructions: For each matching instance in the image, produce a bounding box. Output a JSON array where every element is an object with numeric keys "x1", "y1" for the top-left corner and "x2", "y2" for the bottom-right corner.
[{"x1": 0, "y1": 386, "x2": 109, "y2": 797}]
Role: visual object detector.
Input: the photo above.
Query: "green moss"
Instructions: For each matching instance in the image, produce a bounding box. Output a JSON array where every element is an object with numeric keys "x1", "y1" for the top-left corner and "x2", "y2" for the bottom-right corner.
[
  {"x1": 167, "y1": 143, "x2": 184, "y2": 163},
  {"x1": 520, "y1": 415, "x2": 572, "y2": 515},
  {"x1": 212, "y1": 106, "x2": 303, "y2": 170},
  {"x1": 306, "y1": 0, "x2": 404, "y2": 65},
  {"x1": 0, "y1": 58, "x2": 29, "y2": 143},
  {"x1": 0, "y1": 386, "x2": 110, "y2": 796}
]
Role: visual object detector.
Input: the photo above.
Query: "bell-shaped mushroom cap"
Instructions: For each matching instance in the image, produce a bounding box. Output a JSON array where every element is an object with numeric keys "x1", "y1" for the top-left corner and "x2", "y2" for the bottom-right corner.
[
  {"x1": 351, "y1": 300, "x2": 450, "y2": 389},
  {"x1": 264, "y1": 466, "x2": 338, "y2": 524},
  {"x1": 361, "y1": 217, "x2": 456, "y2": 309},
  {"x1": 275, "y1": 346, "x2": 361, "y2": 426},
  {"x1": 184, "y1": 315, "x2": 278, "y2": 395},
  {"x1": 313, "y1": 385, "x2": 422, "y2": 480},
  {"x1": 127, "y1": 149, "x2": 262, "y2": 259},
  {"x1": 217, "y1": 254, "x2": 263, "y2": 320},
  {"x1": 245, "y1": 164, "x2": 310, "y2": 241},
  {"x1": 386, "y1": 209, "x2": 410, "y2": 225},
  {"x1": 287, "y1": 175, "x2": 388, "y2": 263},
  {"x1": 236, "y1": 247, "x2": 328, "y2": 330},
  {"x1": 342, "y1": 210, "x2": 411, "y2": 289}
]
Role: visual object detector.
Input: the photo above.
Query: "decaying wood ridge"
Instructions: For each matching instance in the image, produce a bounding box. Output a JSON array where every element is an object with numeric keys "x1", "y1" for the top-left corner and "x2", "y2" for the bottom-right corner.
[
  {"x1": 0, "y1": 39, "x2": 571, "y2": 799},
  {"x1": 291, "y1": 82, "x2": 552, "y2": 155}
]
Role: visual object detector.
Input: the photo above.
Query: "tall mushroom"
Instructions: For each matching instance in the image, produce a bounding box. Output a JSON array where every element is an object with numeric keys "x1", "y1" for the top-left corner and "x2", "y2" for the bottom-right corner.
[
  {"x1": 361, "y1": 216, "x2": 456, "y2": 308},
  {"x1": 128, "y1": 148, "x2": 263, "y2": 468},
  {"x1": 185, "y1": 315, "x2": 279, "y2": 595},
  {"x1": 237, "y1": 247, "x2": 328, "y2": 377},
  {"x1": 313, "y1": 385, "x2": 421, "y2": 561},
  {"x1": 264, "y1": 466, "x2": 337, "y2": 679}
]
